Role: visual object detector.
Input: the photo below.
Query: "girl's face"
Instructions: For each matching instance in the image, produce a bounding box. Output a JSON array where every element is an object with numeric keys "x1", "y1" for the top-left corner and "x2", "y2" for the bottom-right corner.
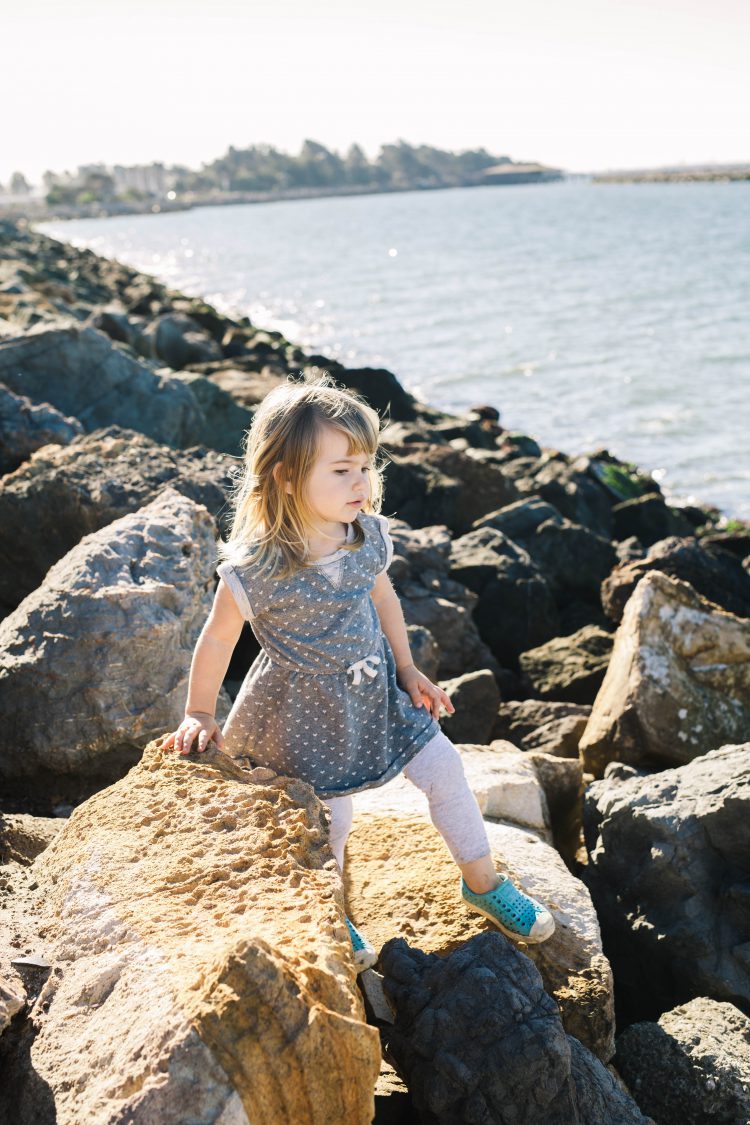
[{"x1": 302, "y1": 425, "x2": 373, "y2": 527}]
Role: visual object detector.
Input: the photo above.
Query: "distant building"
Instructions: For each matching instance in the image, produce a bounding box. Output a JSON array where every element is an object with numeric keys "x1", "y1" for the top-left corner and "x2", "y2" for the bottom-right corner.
[
  {"x1": 111, "y1": 163, "x2": 174, "y2": 196},
  {"x1": 77, "y1": 163, "x2": 110, "y2": 178},
  {"x1": 480, "y1": 162, "x2": 563, "y2": 185}
]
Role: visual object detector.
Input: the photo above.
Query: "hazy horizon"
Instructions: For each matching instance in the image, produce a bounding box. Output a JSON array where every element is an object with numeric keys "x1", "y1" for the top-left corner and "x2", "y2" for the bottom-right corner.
[{"x1": 4, "y1": 0, "x2": 748, "y2": 186}]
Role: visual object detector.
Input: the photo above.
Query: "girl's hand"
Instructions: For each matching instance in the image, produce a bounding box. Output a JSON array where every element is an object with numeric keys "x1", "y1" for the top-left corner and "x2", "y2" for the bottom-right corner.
[
  {"x1": 397, "y1": 664, "x2": 455, "y2": 721},
  {"x1": 161, "y1": 711, "x2": 225, "y2": 756}
]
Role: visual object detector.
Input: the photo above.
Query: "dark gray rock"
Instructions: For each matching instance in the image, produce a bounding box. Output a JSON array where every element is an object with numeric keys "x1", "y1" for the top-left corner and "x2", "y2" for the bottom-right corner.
[
  {"x1": 382, "y1": 448, "x2": 465, "y2": 531},
  {"x1": 519, "y1": 625, "x2": 614, "y2": 704},
  {"x1": 0, "y1": 381, "x2": 83, "y2": 474},
  {"x1": 0, "y1": 426, "x2": 236, "y2": 615},
  {"x1": 387, "y1": 521, "x2": 503, "y2": 680},
  {"x1": 380, "y1": 932, "x2": 650, "y2": 1124},
  {"x1": 583, "y1": 744, "x2": 750, "y2": 1022},
  {"x1": 491, "y1": 700, "x2": 591, "y2": 758},
  {"x1": 615, "y1": 997, "x2": 750, "y2": 1125},
  {"x1": 524, "y1": 751, "x2": 584, "y2": 863},
  {"x1": 474, "y1": 498, "x2": 617, "y2": 604},
  {"x1": 0, "y1": 323, "x2": 205, "y2": 447},
  {"x1": 383, "y1": 443, "x2": 520, "y2": 535},
  {"x1": 0, "y1": 487, "x2": 231, "y2": 802},
  {"x1": 169, "y1": 369, "x2": 255, "y2": 454},
  {"x1": 612, "y1": 492, "x2": 696, "y2": 547},
  {"x1": 602, "y1": 535, "x2": 750, "y2": 623},
  {"x1": 510, "y1": 451, "x2": 616, "y2": 540},
  {"x1": 142, "y1": 312, "x2": 223, "y2": 369},
  {"x1": 438, "y1": 669, "x2": 500, "y2": 744},
  {"x1": 449, "y1": 525, "x2": 559, "y2": 668}
]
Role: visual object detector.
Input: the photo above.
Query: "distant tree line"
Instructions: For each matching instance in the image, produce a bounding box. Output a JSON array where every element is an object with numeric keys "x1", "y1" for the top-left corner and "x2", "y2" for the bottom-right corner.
[
  {"x1": 32, "y1": 139, "x2": 515, "y2": 208},
  {"x1": 174, "y1": 139, "x2": 511, "y2": 194}
]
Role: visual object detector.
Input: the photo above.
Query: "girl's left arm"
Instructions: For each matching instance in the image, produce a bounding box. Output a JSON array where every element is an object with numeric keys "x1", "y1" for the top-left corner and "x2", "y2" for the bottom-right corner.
[{"x1": 370, "y1": 571, "x2": 455, "y2": 720}]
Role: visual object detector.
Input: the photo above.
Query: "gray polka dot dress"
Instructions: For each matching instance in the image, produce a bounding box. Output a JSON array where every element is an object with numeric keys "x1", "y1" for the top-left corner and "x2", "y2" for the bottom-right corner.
[{"x1": 216, "y1": 512, "x2": 441, "y2": 799}]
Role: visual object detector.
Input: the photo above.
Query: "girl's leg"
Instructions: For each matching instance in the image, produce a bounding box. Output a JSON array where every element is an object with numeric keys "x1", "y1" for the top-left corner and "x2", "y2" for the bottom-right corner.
[
  {"x1": 402, "y1": 730, "x2": 500, "y2": 893},
  {"x1": 320, "y1": 794, "x2": 354, "y2": 874}
]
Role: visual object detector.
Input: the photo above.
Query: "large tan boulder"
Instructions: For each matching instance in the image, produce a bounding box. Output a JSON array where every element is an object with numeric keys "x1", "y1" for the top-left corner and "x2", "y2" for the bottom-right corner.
[
  {"x1": 1, "y1": 739, "x2": 380, "y2": 1124},
  {"x1": 579, "y1": 570, "x2": 750, "y2": 775},
  {"x1": 346, "y1": 763, "x2": 615, "y2": 1061}
]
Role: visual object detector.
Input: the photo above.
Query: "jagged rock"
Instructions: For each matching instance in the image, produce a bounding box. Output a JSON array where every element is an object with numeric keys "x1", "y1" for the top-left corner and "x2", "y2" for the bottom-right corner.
[
  {"x1": 520, "y1": 625, "x2": 614, "y2": 704},
  {"x1": 510, "y1": 451, "x2": 617, "y2": 539},
  {"x1": 0, "y1": 813, "x2": 63, "y2": 866},
  {"x1": 0, "y1": 381, "x2": 84, "y2": 474},
  {"x1": 583, "y1": 744, "x2": 750, "y2": 1022},
  {"x1": 330, "y1": 366, "x2": 422, "y2": 422},
  {"x1": 521, "y1": 750, "x2": 584, "y2": 862},
  {"x1": 197, "y1": 364, "x2": 287, "y2": 409},
  {"x1": 169, "y1": 369, "x2": 254, "y2": 453},
  {"x1": 602, "y1": 534, "x2": 750, "y2": 623},
  {"x1": 141, "y1": 312, "x2": 223, "y2": 369},
  {"x1": 346, "y1": 769, "x2": 614, "y2": 1060},
  {"x1": 378, "y1": 932, "x2": 647, "y2": 1124},
  {"x1": 0, "y1": 426, "x2": 237, "y2": 615},
  {"x1": 0, "y1": 850, "x2": 36, "y2": 1035},
  {"x1": 449, "y1": 526, "x2": 559, "y2": 667},
  {"x1": 579, "y1": 571, "x2": 750, "y2": 775},
  {"x1": 0, "y1": 738, "x2": 380, "y2": 1124},
  {"x1": 437, "y1": 669, "x2": 501, "y2": 744},
  {"x1": 473, "y1": 498, "x2": 617, "y2": 603},
  {"x1": 460, "y1": 744, "x2": 551, "y2": 835},
  {"x1": 389, "y1": 522, "x2": 502, "y2": 679},
  {"x1": 401, "y1": 445, "x2": 520, "y2": 535},
  {"x1": 612, "y1": 492, "x2": 696, "y2": 547},
  {"x1": 491, "y1": 700, "x2": 591, "y2": 758},
  {"x1": 615, "y1": 997, "x2": 750, "y2": 1125},
  {"x1": 381, "y1": 448, "x2": 465, "y2": 531},
  {"x1": 406, "y1": 624, "x2": 441, "y2": 682},
  {"x1": 0, "y1": 323, "x2": 206, "y2": 447},
  {"x1": 0, "y1": 488, "x2": 231, "y2": 801}
]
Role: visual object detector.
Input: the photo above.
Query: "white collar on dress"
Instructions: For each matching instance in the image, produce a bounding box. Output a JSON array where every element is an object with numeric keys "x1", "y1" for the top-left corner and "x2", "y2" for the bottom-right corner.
[{"x1": 305, "y1": 519, "x2": 358, "y2": 565}]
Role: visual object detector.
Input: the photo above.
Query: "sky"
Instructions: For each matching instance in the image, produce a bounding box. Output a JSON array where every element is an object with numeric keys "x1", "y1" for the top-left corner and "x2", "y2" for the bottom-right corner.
[{"x1": 3, "y1": 0, "x2": 749, "y2": 186}]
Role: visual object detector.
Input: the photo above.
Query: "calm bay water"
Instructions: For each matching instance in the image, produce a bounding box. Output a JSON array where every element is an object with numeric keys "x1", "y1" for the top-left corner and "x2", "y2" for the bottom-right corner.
[{"x1": 39, "y1": 180, "x2": 750, "y2": 519}]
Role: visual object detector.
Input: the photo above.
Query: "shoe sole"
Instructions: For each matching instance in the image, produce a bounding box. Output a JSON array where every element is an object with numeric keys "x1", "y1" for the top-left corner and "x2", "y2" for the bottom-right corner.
[{"x1": 462, "y1": 897, "x2": 556, "y2": 944}]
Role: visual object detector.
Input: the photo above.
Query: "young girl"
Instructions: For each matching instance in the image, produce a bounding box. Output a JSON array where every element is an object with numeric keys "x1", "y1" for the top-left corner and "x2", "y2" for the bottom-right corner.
[{"x1": 163, "y1": 374, "x2": 554, "y2": 970}]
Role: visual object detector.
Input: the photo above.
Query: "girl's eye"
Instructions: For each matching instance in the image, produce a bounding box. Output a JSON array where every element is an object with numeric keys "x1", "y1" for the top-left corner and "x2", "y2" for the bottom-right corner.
[{"x1": 334, "y1": 466, "x2": 372, "y2": 475}]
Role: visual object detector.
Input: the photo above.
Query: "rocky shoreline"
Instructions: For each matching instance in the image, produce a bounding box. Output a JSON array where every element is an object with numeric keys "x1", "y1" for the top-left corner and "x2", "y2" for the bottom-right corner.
[{"x1": 1, "y1": 215, "x2": 749, "y2": 1123}]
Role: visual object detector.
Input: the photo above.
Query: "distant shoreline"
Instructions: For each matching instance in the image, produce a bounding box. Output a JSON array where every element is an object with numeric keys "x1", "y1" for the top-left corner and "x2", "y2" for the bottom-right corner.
[{"x1": 0, "y1": 176, "x2": 564, "y2": 225}]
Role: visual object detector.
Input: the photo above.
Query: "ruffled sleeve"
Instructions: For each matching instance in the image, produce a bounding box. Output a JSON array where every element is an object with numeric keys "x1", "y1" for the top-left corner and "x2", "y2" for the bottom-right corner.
[
  {"x1": 369, "y1": 512, "x2": 394, "y2": 574},
  {"x1": 216, "y1": 561, "x2": 255, "y2": 620}
]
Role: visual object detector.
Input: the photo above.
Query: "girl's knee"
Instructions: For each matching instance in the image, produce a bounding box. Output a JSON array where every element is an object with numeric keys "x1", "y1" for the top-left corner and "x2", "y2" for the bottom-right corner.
[{"x1": 404, "y1": 732, "x2": 468, "y2": 798}]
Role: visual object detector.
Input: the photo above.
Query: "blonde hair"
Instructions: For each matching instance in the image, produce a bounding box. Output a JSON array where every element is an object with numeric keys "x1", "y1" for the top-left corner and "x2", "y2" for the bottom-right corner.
[{"x1": 217, "y1": 370, "x2": 389, "y2": 580}]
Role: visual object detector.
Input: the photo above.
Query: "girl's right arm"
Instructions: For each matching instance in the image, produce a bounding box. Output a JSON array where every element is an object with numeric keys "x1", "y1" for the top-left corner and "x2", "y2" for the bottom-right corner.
[{"x1": 162, "y1": 579, "x2": 246, "y2": 755}]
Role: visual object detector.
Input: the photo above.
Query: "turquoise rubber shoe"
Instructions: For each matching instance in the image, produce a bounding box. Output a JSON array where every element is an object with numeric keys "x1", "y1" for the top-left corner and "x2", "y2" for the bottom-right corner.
[
  {"x1": 460, "y1": 873, "x2": 555, "y2": 944},
  {"x1": 345, "y1": 914, "x2": 378, "y2": 972}
]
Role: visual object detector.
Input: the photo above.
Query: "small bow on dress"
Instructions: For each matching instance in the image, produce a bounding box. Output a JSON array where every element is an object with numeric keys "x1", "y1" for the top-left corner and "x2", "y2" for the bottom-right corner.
[{"x1": 346, "y1": 653, "x2": 381, "y2": 686}]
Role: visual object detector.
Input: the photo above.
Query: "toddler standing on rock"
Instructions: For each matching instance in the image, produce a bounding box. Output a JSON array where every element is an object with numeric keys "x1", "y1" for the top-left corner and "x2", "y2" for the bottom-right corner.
[{"x1": 163, "y1": 373, "x2": 554, "y2": 969}]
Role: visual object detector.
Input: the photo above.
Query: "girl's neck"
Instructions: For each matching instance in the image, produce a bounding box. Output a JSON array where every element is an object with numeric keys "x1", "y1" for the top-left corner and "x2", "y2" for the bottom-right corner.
[{"x1": 306, "y1": 520, "x2": 349, "y2": 561}]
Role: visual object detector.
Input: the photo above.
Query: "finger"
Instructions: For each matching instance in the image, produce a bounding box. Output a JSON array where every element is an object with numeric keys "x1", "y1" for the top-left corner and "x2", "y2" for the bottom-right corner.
[
  {"x1": 410, "y1": 691, "x2": 423, "y2": 708},
  {"x1": 439, "y1": 690, "x2": 456, "y2": 714}
]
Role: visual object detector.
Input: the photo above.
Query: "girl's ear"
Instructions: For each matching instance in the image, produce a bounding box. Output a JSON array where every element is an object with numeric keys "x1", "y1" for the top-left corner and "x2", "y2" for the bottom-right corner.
[{"x1": 272, "y1": 461, "x2": 293, "y2": 495}]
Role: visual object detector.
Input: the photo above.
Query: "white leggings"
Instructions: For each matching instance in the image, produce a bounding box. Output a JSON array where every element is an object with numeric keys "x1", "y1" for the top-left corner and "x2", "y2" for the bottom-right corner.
[{"x1": 321, "y1": 729, "x2": 491, "y2": 871}]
